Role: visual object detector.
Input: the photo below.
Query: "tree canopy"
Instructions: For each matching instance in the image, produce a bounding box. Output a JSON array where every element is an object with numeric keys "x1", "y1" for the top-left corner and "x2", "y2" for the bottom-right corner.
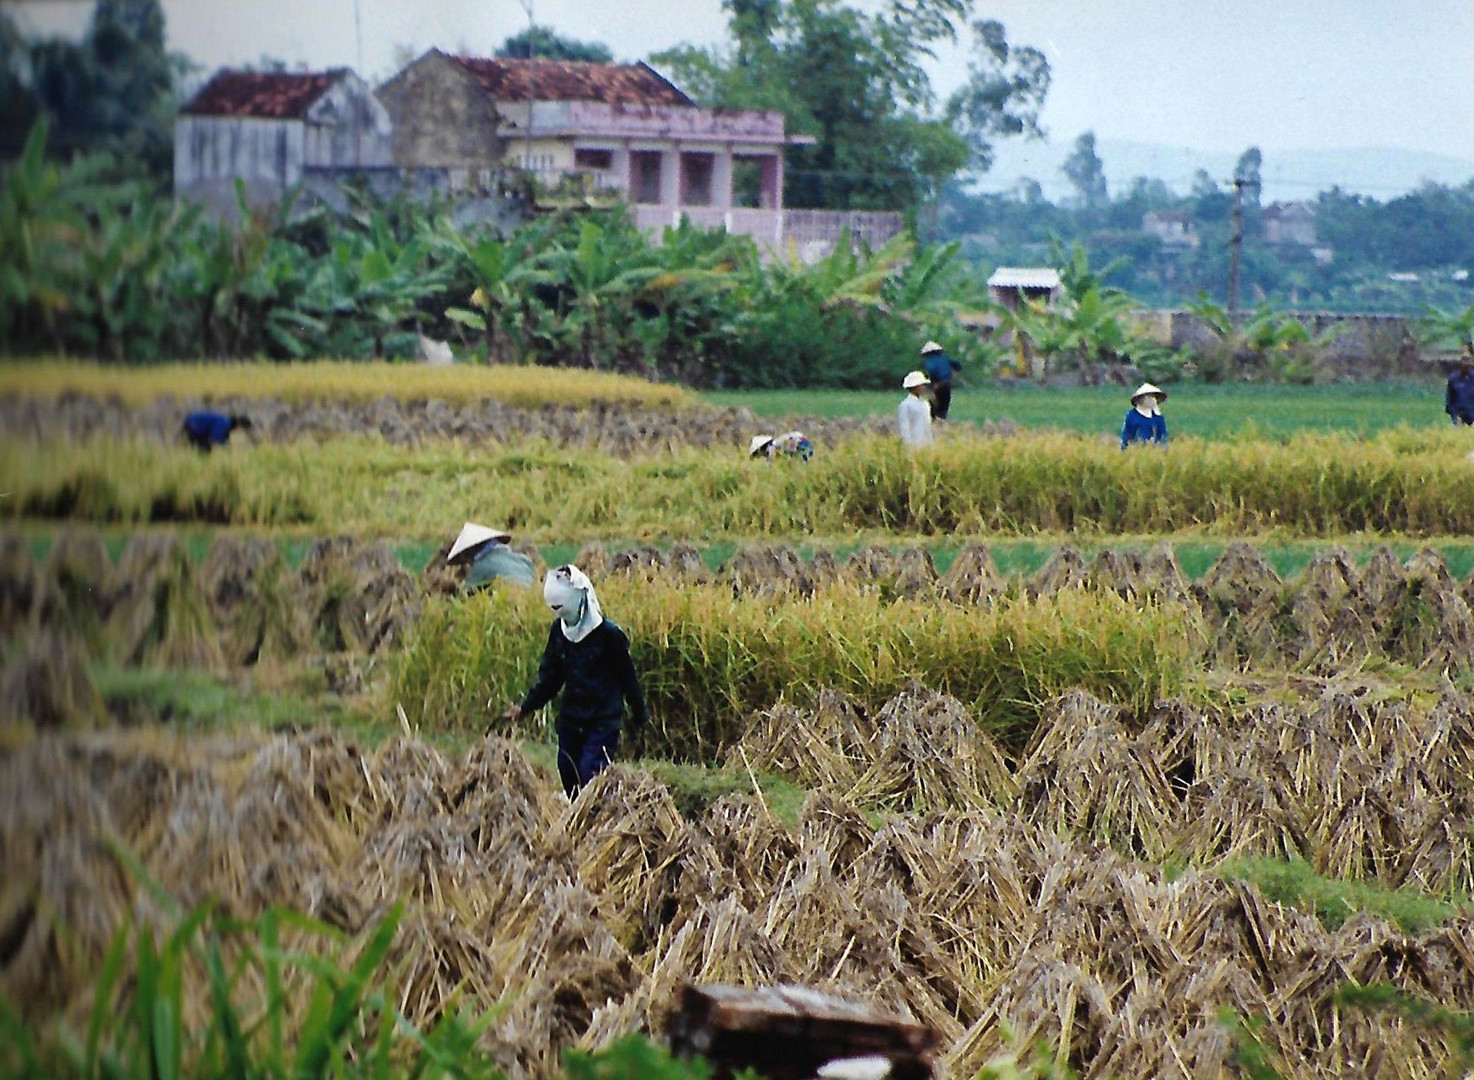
[
  {"x1": 496, "y1": 26, "x2": 614, "y2": 63},
  {"x1": 651, "y1": 0, "x2": 1048, "y2": 213},
  {"x1": 0, "y1": 0, "x2": 183, "y2": 181}
]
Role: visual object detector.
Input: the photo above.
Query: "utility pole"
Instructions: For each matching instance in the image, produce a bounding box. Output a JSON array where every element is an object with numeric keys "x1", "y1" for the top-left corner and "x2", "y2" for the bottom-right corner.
[
  {"x1": 1228, "y1": 176, "x2": 1245, "y2": 324},
  {"x1": 518, "y1": 0, "x2": 534, "y2": 173}
]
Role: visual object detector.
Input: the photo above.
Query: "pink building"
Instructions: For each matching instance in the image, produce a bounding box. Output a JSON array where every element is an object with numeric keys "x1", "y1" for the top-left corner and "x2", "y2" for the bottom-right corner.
[{"x1": 378, "y1": 51, "x2": 900, "y2": 257}]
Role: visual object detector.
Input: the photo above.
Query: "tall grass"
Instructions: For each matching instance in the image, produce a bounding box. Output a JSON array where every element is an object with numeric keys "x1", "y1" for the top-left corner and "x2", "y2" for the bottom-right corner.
[
  {"x1": 0, "y1": 895, "x2": 507, "y2": 1080},
  {"x1": 391, "y1": 579, "x2": 1199, "y2": 761},
  {"x1": 0, "y1": 881, "x2": 708, "y2": 1080},
  {"x1": 7, "y1": 430, "x2": 1474, "y2": 538},
  {"x1": 0, "y1": 361, "x2": 695, "y2": 410}
]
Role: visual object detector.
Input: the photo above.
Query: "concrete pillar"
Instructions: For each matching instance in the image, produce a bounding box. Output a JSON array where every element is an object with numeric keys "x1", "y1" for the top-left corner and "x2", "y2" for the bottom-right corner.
[
  {"x1": 763, "y1": 153, "x2": 782, "y2": 211},
  {"x1": 712, "y1": 147, "x2": 734, "y2": 209},
  {"x1": 660, "y1": 147, "x2": 680, "y2": 206},
  {"x1": 612, "y1": 146, "x2": 631, "y2": 197}
]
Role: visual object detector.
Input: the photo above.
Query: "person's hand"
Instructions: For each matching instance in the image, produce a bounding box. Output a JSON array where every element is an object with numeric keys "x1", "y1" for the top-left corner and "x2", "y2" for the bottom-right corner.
[{"x1": 502, "y1": 703, "x2": 523, "y2": 723}]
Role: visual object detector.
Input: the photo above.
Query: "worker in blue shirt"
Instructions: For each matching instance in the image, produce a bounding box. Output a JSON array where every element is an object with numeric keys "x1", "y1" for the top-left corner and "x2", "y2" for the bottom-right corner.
[
  {"x1": 1447, "y1": 352, "x2": 1474, "y2": 425},
  {"x1": 182, "y1": 410, "x2": 252, "y2": 452},
  {"x1": 919, "y1": 340, "x2": 962, "y2": 420},
  {"x1": 1120, "y1": 383, "x2": 1168, "y2": 449}
]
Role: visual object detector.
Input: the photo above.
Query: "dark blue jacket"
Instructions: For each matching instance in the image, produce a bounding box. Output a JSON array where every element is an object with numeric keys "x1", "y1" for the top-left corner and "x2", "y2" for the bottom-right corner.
[
  {"x1": 922, "y1": 351, "x2": 961, "y2": 384},
  {"x1": 1448, "y1": 368, "x2": 1474, "y2": 421},
  {"x1": 1120, "y1": 409, "x2": 1168, "y2": 449},
  {"x1": 183, "y1": 411, "x2": 237, "y2": 446},
  {"x1": 519, "y1": 619, "x2": 647, "y2": 731}
]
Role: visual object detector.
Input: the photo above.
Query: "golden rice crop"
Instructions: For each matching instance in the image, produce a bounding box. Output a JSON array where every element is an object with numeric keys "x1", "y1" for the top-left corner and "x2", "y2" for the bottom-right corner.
[
  {"x1": 8, "y1": 428, "x2": 1474, "y2": 537},
  {"x1": 392, "y1": 577, "x2": 1199, "y2": 761},
  {"x1": 0, "y1": 360, "x2": 695, "y2": 410}
]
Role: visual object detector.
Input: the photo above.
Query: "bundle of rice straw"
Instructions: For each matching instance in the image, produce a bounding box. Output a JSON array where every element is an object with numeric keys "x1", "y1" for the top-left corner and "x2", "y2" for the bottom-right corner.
[
  {"x1": 0, "y1": 627, "x2": 104, "y2": 730},
  {"x1": 110, "y1": 534, "x2": 221, "y2": 669},
  {"x1": 36, "y1": 527, "x2": 116, "y2": 647},
  {"x1": 200, "y1": 534, "x2": 306, "y2": 666},
  {"x1": 1017, "y1": 690, "x2": 1181, "y2": 860},
  {"x1": 937, "y1": 542, "x2": 1005, "y2": 606}
]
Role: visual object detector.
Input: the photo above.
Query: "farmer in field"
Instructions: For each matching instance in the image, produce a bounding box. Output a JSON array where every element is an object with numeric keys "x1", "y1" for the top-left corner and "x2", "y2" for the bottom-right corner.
[
  {"x1": 919, "y1": 340, "x2": 962, "y2": 420},
  {"x1": 182, "y1": 410, "x2": 252, "y2": 452},
  {"x1": 445, "y1": 522, "x2": 536, "y2": 590},
  {"x1": 502, "y1": 565, "x2": 647, "y2": 799},
  {"x1": 898, "y1": 370, "x2": 935, "y2": 447},
  {"x1": 749, "y1": 431, "x2": 815, "y2": 461},
  {"x1": 1120, "y1": 383, "x2": 1169, "y2": 449},
  {"x1": 1447, "y1": 350, "x2": 1474, "y2": 426}
]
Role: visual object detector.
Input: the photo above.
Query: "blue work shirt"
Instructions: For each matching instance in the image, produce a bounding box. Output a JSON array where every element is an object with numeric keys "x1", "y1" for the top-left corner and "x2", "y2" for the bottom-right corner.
[
  {"x1": 922, "y1": 351, "x2": 961, "y2": 384},
  {"x1": 183, "y1": 411, "x2": 237, "y2": 446},
  {"x1": 1120, "y1": 409, "x2": 1168, "y2": 449}
]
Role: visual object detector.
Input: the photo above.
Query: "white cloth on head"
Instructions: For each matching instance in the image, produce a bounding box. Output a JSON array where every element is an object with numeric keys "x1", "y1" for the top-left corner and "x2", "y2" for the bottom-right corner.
[
  {"x1": 1134, "y1": 402, "x2": 1160, "y2": 418},
  {"x1": 543, "y1": 565, "x2": 604, "y2": 643}
]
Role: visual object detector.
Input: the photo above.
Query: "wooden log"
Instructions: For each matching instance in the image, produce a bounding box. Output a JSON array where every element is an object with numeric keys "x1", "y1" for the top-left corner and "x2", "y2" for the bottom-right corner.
[{"x1": 666, "y1": 983, "x2": 939, "y2": 1080}]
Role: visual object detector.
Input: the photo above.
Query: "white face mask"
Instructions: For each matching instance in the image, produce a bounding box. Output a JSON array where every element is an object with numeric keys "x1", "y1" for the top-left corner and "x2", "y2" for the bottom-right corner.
[
  {"x1": 543, "y1": 565, "x2": 604, "y2": 642},
  {"x1": 552, "y1": 593, "x2": 586, "y2": 626}
]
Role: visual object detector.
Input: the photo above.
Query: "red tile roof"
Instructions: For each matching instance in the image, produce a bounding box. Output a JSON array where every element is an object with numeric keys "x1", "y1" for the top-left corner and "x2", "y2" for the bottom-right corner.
[
  {"x1": 181, "y1": 69, "x2": 350, "y2": 119},
  {"x1": 448, "y1": 55, "x2": 692, "y2": 107}
]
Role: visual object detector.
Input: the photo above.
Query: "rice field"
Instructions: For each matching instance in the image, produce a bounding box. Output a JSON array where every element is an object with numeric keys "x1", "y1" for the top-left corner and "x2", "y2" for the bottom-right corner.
[
  {"x1": 6, "y1": 363, "x2": 1474, "y2": 1079},
  {"x1": 707, "y1": 380, "x2": 1458, "y2": 440}
]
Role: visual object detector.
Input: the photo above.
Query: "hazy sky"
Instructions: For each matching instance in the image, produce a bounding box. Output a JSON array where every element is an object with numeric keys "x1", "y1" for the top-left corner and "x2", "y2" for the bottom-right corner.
[{"x1": 13, "y1": 0, "x2": 1474, "y2": 163}]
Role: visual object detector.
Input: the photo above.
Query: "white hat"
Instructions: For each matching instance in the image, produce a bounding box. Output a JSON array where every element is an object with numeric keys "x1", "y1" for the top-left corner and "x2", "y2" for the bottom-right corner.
[
  {"x1": 447, "y1": 521, "x2": 512, "y2": 563},
  {"x1": 919, "y1": 341, "x2": 944, "y2": 354},
  {"x1": 1130, "y1": 382, "x2": 1167, "y2": 403},
  {"x1": 903, "y1": 370, "x2": 930, "y2": 389},
  {"x1": 749, "y1": 434, "x2": 775, "y2": 457}
]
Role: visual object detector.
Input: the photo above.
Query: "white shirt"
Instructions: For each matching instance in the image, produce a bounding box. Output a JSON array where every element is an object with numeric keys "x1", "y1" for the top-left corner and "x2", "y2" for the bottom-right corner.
[{"x1": 898, "y1": 394, "x2": 934, "y2": 447}]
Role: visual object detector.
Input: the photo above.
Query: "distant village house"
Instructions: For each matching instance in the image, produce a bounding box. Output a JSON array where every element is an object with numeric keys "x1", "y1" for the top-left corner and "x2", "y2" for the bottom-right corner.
[
  {"x1": 173, "y1": 52, "x2": 900, "y2": 257},
  {"x1": 1261, "y1": 201, "x2": 1317, "y2": 246},
  {"x1": 175, "y1": 69, "x2": 393, "y2": 221},
  {"x1": 1142, "y1": 209, "x2": 1199, "y2": 249}
]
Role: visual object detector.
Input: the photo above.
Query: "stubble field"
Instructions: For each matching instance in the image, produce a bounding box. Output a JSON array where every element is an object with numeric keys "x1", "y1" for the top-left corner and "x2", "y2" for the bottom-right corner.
[{"x1": 5, "y1": 362, "x2": 1474, "y2": 1079}]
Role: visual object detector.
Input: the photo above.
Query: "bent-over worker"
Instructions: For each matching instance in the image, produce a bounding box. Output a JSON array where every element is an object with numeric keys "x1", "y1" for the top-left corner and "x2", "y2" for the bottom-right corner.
[{"x1": 183, "y1": 410, "x2": 252, "y2": 452}]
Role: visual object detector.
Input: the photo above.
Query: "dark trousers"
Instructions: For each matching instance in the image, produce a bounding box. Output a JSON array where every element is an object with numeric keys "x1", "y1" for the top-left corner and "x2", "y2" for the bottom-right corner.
[
  {"x1": 556, "y1": 720, "x2": 621, "y2": 798},
  {"x1": 930, "y1": 381, "x2": 953, "y2": 420}
]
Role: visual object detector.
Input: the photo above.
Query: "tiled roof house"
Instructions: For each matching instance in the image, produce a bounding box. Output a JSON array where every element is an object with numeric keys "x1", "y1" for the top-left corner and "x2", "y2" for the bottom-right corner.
[
  {"x1": 379, "y1": 49, "x2": 799, "y2": 218},
  {"x1": 175, "y1": 68, "x2": 393, "y2": 219}
]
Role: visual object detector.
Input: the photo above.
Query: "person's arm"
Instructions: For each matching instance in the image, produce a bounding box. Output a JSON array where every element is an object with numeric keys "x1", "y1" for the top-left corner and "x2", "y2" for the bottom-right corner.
[
  {"x1": 517, "y1": 623, "x2": 565, "y2": 715},
  {"x1": 609, "y1": 625, "x2": 647, "y2": 729},
  {"x1": 1120, "y1": 411, "x2": 1132, "y2": 450},
  {"x1": 1450, "y1": 375, "x2": 1460, "y2": 419}
]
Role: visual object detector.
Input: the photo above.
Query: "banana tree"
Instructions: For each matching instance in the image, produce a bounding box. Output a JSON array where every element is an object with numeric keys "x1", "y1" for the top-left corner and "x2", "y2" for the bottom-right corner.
[
  {"x1": 0, "y1": 120, "x2": 118, "y2": 353},
  {"x1": 1418, "y1": 301, "x2": 1474, "y2": 356},
  {"x1": 529, "y1": 216, "x2": 665, "y2": 369}
]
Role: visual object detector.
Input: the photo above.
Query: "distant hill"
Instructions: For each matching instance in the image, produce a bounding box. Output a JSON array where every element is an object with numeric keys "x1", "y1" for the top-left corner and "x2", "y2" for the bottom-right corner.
[{"x1": 971, "y1": 138, "x2": 1474, "y2": 204}]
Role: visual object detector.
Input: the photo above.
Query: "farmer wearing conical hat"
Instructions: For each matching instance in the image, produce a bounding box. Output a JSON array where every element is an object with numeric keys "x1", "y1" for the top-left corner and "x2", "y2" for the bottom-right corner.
[
  {"x1": 1120, "y1": 383, "x2": 1169, "y2": 449},
  {"x1": 899, "y1": 371, "x2": 935, "y2": 447},
  {"x1": 445, "y1": 522, "x2": 535, "y2": 590},
  {"x1": 919, "y1": 340, "x2": 962, "y2": 420},
  {"x1": 748, "y1": 431, "x2": 814, "y2": 461},
  {"x1": 503, "y1": 565, "x2": 647, "y2": 798}
]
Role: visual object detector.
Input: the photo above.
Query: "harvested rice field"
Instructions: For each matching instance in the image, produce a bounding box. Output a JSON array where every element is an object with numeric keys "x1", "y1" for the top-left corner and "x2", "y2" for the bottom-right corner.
[{"x1": 5, "y1": 364, "x2": 1474, "y2": 1079}]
